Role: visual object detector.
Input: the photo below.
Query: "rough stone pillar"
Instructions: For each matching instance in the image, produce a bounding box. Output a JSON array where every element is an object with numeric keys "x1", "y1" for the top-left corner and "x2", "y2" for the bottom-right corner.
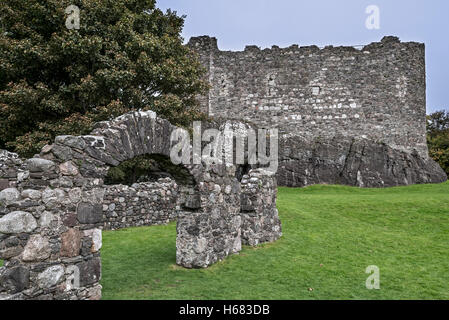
[
  {"x1": 176, "y1": 163, "x2": 242, "y2": 268},
  {"x1": 240, "y1": 169, "x2": 282, "y2": 246}
]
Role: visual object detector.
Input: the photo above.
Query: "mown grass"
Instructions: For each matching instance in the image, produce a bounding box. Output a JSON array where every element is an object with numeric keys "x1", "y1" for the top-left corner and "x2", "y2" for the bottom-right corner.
[{"x1": 101, "y1": 182, "x2": 449, "y2": 300}]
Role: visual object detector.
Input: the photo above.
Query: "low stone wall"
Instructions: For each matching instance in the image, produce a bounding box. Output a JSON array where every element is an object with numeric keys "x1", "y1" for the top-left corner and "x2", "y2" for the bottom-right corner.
[
  {"x1": 241, "y1": 169, "x2": 282, "y2": 246},
  {"x1": 102, "y1": 178, "x2": 180, "y2": 230},
  {"x1": 0, "y1": 155, "x2": 102, "y2": 300}
]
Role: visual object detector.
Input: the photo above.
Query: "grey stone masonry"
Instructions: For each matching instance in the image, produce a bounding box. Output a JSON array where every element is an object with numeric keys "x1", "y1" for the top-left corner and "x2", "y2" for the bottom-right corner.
[
  {"x1": 0, "y1": 150, "x2": 25, "y2": 191},
  {"x1": 0, "y1": 110, "x2": 282, "y2": 299},
  {"x1": 188, "y1": 36, "x2": 427, "y2": 155},
  {"x1": 0, "y1": 153, "x2": 102, "y2": 300},
  {"x1": 188, "y1": 35, "x2": 448, "y2": 187},
  {"x1": 176, "y1": 163, "x2": 242, "y2": 268}
]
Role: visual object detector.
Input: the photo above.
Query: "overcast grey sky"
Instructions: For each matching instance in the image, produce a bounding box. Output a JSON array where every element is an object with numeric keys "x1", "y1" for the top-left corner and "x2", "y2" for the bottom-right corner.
[{"x1": 159, "y1": 0, "x2": 448, "y2": 113}]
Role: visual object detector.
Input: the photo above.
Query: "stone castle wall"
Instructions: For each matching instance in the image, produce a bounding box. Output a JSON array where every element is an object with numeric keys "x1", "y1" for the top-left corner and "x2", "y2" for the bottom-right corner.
[
  {"x1": 188, "y1": 35, "x2": 428, "y2": 157},
  {"x1": 0, "y1": 154, "x2": 102, "y2": 300}
]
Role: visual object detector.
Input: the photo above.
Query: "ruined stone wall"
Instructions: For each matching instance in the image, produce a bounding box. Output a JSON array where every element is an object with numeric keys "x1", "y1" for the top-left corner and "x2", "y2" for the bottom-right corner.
[
  {"x1": 176, "y1": 164, "x2": 242, "y2": 268},
  {"x1": 188, "y1": 36, "x2": 428, "y2": 157},
  {"x1": 0, "y1": 154, "x2": 102, "y2": 300},
  {"x1": 102, "y1": 178, "x2": 180, "y2": 230},
  {"x1": 0, "y1": 110, "x2": 282, "y2": 299},
  {"x1": 240, "y1": 169, "x2": 282, "y2": 246}
]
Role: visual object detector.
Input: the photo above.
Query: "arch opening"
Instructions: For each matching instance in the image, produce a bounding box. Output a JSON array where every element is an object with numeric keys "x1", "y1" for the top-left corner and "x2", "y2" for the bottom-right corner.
[{"x1": 102, "y1": 154, "x2": 198, "y2": 231}]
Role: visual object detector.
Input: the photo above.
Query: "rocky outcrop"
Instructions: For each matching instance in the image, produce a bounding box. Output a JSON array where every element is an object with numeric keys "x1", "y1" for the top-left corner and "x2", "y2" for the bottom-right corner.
[{"x1": 278, "y1": 135, "x2": 448, "y2": 188}]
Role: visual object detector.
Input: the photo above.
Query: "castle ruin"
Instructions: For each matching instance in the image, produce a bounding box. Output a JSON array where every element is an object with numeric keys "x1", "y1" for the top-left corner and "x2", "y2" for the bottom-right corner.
[
  {"x1": 0, "y1": 112, "x2": 282, "y2": 300},
  {"x1": 0, "y1": 35, "x2": 447, "y2": 300},
  {"x1": 188, "y1": 35, "x2": 447, "y2": 187}
]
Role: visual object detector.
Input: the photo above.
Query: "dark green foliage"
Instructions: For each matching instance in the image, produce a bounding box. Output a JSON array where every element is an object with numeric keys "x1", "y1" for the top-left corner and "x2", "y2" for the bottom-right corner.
[
  {"x1": 427, "y1": 110, "x2": 449, "y2": 175},
  {"x1": 0, "y1": 0, "x2": 208, "y2": 157},
  {"x1": 105, "y1": 154, "x2": 195, "y2": 186}
]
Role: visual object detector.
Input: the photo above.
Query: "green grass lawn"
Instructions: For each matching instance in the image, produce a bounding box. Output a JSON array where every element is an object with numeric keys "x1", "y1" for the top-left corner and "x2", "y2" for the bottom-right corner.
[{"x1": 101, "y1": 182, "x2": 449, "y2": 300}]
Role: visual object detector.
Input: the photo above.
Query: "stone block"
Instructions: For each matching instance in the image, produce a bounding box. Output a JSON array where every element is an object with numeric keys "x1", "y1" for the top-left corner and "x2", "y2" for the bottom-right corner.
[
  {"x1": 77, "y1": 257, "x2": 101, "y2": 287},
  {"x1": 37, "y1": 265, "x2": 64, "y2": 289},
  {"x1": 22, "y1": 235, "x2": 51, "y2": 262},
  {"x1": 77, "y1": 203, "x2": 103, "y2": 224},
  {"x1": 0, "y1": 179, "x2": 10, "y2": 191},
  {"x1": 0, "y1": 211, "x2": 37, "y2": 234},
  {"x1": 0, "y1": 188, "x2": 20, "y2": 204},
  {"x1": 0, "y1": 266, "x2": 29, "y2": 294},
  {"x1": 25, "y1": 158, "x2": 56, "y2": 172},
  {"x1": 59, "y1": 161, "x2": 79, "y2": 176},
  {"x1": 60, "y1": 229, "x2": 81, "y2": 257}
]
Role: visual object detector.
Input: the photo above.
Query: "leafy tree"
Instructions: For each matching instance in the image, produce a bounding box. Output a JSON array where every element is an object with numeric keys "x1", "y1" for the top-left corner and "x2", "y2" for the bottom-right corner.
[
  {"x1": 0, "y1": 0, "x2": 208, "y2": 157},
  {"x1": 427, "y1": 110, "x2": 449, "y2": 176},
  {"x1": 427, "y1": 111, "x2": 449, "y2": 133}
]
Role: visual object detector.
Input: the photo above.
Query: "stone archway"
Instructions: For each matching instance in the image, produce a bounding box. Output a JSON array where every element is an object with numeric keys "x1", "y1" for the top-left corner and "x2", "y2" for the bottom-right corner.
[{"x1": 0, "y1": 111, "x2": 281, "y2": 300}]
